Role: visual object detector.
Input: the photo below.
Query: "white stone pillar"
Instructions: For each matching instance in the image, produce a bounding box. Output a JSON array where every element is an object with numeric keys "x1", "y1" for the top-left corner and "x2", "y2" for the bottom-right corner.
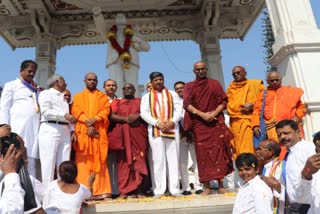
[
  {"x1": 266, "y1": 0, "x2": 320, "y2": 140},
  {"x1": 35, "y1": 37, "x2": 57, "y2": 88},
  {"x1": 198, "y1": 32, "x2": 225, "y2": 89}
]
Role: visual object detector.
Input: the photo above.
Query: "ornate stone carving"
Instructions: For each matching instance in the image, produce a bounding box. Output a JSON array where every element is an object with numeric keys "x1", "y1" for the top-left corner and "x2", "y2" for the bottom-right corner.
[
  {"x1": 50, "y1": 0, "x2": 79, "y2": 11},
  {"x1": 0, "y1": 5, "x2": 10, "y2": 16}
]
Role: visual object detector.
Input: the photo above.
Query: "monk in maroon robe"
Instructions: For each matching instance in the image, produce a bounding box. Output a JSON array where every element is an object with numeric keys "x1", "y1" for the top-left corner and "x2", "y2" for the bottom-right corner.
[
  {"x1": 110, "y1": 83, "x2": 148, "y2": 198},
  {"x1": 183, "y1": 61, "x2": 233, "y2": 195}
]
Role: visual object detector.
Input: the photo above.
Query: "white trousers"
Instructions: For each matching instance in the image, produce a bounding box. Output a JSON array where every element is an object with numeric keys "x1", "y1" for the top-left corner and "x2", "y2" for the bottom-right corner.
[
  {"x1": 179, "y1": 140, "x2": 202, "y2": 191},
  {"x1": 149, "y1": 135, "x2": 180, "y2": 195},
  {"x1": 27, "y1": 157, "x2": 37, "y2": 178},
  {"x1": 108, "y1": 63, "x2": 138, "y2": 98},
  {"x1": 38, "y1": 123, "x2": 71, "y2": 188}
]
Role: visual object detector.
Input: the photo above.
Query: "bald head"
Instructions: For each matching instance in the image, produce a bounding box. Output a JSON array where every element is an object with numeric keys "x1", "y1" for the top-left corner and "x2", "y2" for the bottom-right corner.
[
  {"x1": 266, "y1": 71, "x2": 282, "y2": 90},
  {"x1": 84, "y1": 73, "x2": 98, "y2": 91}
]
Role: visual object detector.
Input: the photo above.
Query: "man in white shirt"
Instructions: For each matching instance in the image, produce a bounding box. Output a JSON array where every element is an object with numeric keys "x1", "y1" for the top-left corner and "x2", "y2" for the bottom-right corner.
[
  {"x1": 276, "y1": 119, "x2": 315, "y2": 213},
  {"x1": 0, "y1": 144, "x2": 25, "y2": 213},
  {"x1": 140, "y1": 72, "x2": 182, "y2": 198},
  {"x1": 38, "y1": 74, "x2": 77, "y2": 189},
  {"x1": 295, "y1": 147, "x2": 320, "y2": 214},
  {"x1": 256, "y1": 139, "x2": 285, "y2": 214},
  {"x1": 0, "y1": 60, "x2": 40, "y2": 177},
  {"x1": 174, "y1": 81, "x2": 203, "y2": 195}
]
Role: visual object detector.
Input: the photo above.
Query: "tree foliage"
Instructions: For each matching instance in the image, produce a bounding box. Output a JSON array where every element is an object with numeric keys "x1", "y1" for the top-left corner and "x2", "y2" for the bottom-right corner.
[{"x1": 262, "y1": 9, "x2": 277, "y2": 72}]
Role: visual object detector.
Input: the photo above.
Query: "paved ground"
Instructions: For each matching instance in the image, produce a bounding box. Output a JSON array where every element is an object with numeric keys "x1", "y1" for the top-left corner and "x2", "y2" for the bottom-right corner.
[{"x1": 82, "y1": 191, "x2": 236, "y2": 214}]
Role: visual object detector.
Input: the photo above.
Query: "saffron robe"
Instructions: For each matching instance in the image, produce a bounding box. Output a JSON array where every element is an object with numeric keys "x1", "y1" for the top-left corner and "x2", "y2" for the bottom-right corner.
[
  {"x1": 227, "y1": 80, "x2": 264, "y2": 157},
  {"x1": 111, "y1": 98, "x2": 148, "y2": 194},
  {"x1": 252, "y1": 86, "x2": 306, "y2": 141},
  {"x1": 71, "y1": 88, "x2": 111, "y2": 197},
  {"x1": 183, "y1": 78, "x2": 233, "y2": 182}
]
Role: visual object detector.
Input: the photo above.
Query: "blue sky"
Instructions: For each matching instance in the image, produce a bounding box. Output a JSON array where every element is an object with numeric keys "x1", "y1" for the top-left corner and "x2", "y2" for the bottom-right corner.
[{"x1": 1, "y1": 1, "x2": 319, "y2": 95}]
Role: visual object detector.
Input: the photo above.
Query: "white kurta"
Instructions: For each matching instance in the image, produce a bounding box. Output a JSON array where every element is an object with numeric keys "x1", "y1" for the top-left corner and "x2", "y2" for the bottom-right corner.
[
  {"x1": 0, "y1": 79, "x2": 40, "y2": 157},
  {"x1": 233, "y1": 175, "x2": 273, "y2": 214},
  {"x1": 38, "y1": 88, "x2": 71, "y2": 188},
  {"x1": 43, "y1": 180, "x2": 91, "y2": 214},
  {"x1": 140, "y1": 89, "x2": 182, "y2": 196},
  {"x1": 0, "y1": 173, "x2": 25, "y2": 214}
]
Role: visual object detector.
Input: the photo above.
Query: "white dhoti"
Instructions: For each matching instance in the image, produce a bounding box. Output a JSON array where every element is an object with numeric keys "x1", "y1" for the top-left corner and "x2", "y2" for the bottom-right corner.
[
  {"x1": 179, "y1": 140, "x2": 202, "y2": 192},
  {"x1": 38, "y1": 123, "x2": 71, "y2": 188},
  {"x1": 149, "y1": 135, "x2": 180, "y2": 196}
]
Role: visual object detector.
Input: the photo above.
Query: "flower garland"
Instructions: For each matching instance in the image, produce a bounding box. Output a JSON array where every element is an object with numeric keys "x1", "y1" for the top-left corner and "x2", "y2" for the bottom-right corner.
[{"x1": 107, "y1": 25, "x2": 134, "y2": 69}]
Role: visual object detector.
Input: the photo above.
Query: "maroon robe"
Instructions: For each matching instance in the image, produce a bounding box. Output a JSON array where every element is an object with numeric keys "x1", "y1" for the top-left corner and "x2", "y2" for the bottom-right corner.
[
  {"x1": 183, "y1": 78, "x2": 233, "y2": 182},
  {"x1": 111, "y1": 98, "x2": 148, "y2": 194}
]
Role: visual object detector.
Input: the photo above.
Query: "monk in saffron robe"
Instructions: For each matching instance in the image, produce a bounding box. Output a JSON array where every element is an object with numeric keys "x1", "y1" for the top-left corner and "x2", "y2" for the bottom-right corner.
[
  {"x1": 252, "y1": 71, "x2": 306, "y2": 142},
  {"x1": 183, "y1": 61, "x2": 233, "y2": 195},
  {"x1": 110, "y1": 83, "x2": 148, "y2": 198},
  {"x1": 227, "y1": 65, "x2": 264, "y2": 158},
  {"x1": 72, "y1": 73, "x2": 111, "y2": 199},
  {"x1": 252, "y1": 71, "x2": 306, "y2": 160}
]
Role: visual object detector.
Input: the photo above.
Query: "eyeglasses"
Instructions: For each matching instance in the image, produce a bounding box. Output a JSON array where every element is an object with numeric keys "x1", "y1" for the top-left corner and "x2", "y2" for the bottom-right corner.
[
  {"x1": 268, "y1": 79, "x2": 280, "y2": 82},
  {"x1": 194, "y1": 67, "x2": 207, "y2": 72},
  {"x1": 232, "y1": 71, "x2": 243, "y2": 76},
  {"x1": 122, "y1": 87, "x2": 133, "y2": 90}
]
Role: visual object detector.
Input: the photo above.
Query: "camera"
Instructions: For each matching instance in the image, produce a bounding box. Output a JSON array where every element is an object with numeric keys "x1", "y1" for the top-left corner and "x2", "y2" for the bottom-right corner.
[{"x1": 0, "y1": 133, "x2": 20, "y2": 156}]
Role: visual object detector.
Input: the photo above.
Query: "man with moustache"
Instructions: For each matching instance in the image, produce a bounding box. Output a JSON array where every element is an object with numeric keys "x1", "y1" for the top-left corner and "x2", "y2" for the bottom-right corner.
[
  {"x1": 0, "y1": 60, "x2": 40, "y2": 177},
  {"x1": 140, "y1": 72, "x2": 182, "y2": 198},
  {"x1": 72, "y1": 73, "x2": 111, "y2": 199},
  {"x1": 183, "y1": 61, "x2": 233, "y2": 195},
  {"x1": 104, "y1": 79, "x2": 120, "y2": 197},
  {"x1": 38, "y1": 74, "x2": 77, "y2": 189},
  {"x1": 276, "y1": 120, "x2": 315, "y2": 213},
  {"x1": 174, "y1": 81, "x2": 203, "y2": 195}
]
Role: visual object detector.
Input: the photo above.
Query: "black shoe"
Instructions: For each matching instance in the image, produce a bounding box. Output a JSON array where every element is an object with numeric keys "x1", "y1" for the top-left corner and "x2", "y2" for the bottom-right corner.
[
  {"x1": 195, "y1": 190, "x2": 203, "y2": 194},
  {"x1": 182, "y1": 191, "x2": 192, "y2": 196}
]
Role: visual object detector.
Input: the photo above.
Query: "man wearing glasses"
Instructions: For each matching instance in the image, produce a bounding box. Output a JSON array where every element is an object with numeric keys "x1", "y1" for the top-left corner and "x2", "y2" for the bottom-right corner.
[
  {"x1": 226, "y1": 65, "x2": 264, "y2": 158},
  {"x1": 183, "y1": 61, "x2": 233, "y2": 195},
  {"x1": 110, "y1": 83, "x2": 148, "y2": 198},
  {"x1": 252, "y1": 71, "x2": 306, "y2": 143}
]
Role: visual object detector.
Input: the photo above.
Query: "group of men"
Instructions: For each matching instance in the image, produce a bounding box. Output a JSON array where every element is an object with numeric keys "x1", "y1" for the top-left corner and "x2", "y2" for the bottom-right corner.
[{"x1": 1, "y1": 58, "x2": 319, "y2": 212}]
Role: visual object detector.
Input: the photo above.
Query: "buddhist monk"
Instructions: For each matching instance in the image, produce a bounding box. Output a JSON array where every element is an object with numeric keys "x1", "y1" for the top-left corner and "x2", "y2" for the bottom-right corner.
[
  {"x1": 252, "y1": 71, "x2": 306, "y2": 142},
  {"x1": 110, "y1": 83, "x2": 148, "y2": 199},
  {"x1": 183, "y1": 61, "x2": 233, "y2": 195},
  {"x1": 227, "y1": 65, "x2": 264, "y2": 158},
  {"x1": 71, "y1": 73, "x2": 111, "y2": 199}
]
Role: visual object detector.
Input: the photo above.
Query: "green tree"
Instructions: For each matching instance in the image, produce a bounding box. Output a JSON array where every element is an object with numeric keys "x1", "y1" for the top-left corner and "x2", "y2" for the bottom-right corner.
[{"x1": 262, "y1": 9, "x2": 277, "y2": 72}]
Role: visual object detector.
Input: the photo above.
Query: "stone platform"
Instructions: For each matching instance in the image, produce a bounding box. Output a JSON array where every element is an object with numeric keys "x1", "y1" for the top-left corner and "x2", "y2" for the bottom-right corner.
[{"x1": 82, "y1": 192, "x2": 236, "y2": 214}]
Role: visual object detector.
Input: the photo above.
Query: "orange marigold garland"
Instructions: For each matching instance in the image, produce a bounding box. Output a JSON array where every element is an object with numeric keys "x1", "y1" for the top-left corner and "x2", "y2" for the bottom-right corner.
[{"x1": 107, "y1": 25, "x2": 134, "y2": 69}]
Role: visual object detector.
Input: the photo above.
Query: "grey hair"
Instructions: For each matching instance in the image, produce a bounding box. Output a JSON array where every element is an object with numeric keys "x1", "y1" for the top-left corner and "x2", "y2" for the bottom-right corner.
[{"x1": 47, "y1": 74, "x2": 63, "y2": 88}]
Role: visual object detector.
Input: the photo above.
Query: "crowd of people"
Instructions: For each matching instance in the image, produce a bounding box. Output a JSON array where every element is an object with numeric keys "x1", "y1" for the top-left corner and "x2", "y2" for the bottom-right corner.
[{"x1": 0, "y1": 59, "x2": 319, "y2": 214}]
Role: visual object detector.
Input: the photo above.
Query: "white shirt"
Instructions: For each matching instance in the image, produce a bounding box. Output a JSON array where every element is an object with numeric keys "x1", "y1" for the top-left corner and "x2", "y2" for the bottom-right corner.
[
  {"x1": 295, "y1": 169, "x2": 320, "y2": 214},
  {"x1": 39, "y1": 88, "x2": 70, "y2": 123},
  {"x1": 140, "y1": 89, "x2": 182, "y2": 127},
  {"x1": 263, "y1": 159, "x2": 285, "y2": 214},
  {"x1": 233, "y1": 175, "x2": 273, "y2": 214},
  {"x1": 43, "y1": 180, "x2": 91, "y2": 214},
  {"x1": 0, "y1": 78, "x2": 40, "y2": 157},
  {"x1": 0, "y1": 173, "x2": 25, "y2": 214},
  {"x1": 286, "y1": 140, "x2": 315, "y2": 203}
]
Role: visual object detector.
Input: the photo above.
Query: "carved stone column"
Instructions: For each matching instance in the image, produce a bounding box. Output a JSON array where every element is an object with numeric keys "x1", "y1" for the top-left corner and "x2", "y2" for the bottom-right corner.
[
  {"x1": 197, "y1": 31, "x2": 225, "y2": 89},
  {"x1": 35, "y1": 37, "x2": 57, "y2": 88},
  {"x1": 266, "y1": 0, "x2": 320, "y2": 139}
]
